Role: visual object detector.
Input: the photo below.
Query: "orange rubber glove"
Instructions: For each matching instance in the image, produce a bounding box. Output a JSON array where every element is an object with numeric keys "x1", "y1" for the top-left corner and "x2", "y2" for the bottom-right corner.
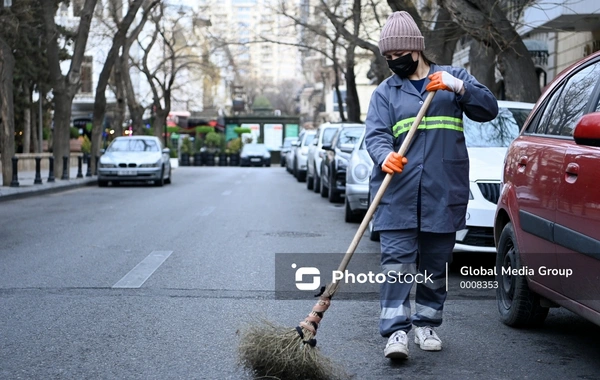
[
  {"x1": 426, "y1": 71, "x2": 464, "y2": 94},
  {"x1": 382, "y1": 152, "x2": 408, "y2": 174}
]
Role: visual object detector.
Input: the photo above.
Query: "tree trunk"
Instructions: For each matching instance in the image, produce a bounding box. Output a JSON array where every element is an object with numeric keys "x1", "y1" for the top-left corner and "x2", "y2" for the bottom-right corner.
[
  {"x1": 345, "y1": 44, "x2": 361, "y2": 122},
  {"x1": 497, "y1": 43, "x2": 540, "y2": 102},
  {"x1": 154, "y1": 108, "x2": 168, "y2": 145},
  {"x1": 0, "y1": 38, "x2": 16, "y2": 186},
  {"x1": 31, "y1": 101, "x2": 39, "y2": 154},
  {"x1": 469, "y1": 39, "x2": 499, "y2": 97},
  {"x1": 52, "y1": 91, "x2": 74, "y2": 178},
  {"x1": 113, "y1": 63, "x2": 126, "y2": 137},
  {"x1": 23, "y1": 84, "x2": 32, "y2": 154},
  {"x1": 333, "y1": 65, "x2": 346, "y2": 122}
]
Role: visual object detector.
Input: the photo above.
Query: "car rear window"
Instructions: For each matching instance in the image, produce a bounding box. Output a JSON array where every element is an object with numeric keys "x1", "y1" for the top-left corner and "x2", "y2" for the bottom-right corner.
[{"x1": 463, "y1": 107, "x2": 531, "y2": 147}]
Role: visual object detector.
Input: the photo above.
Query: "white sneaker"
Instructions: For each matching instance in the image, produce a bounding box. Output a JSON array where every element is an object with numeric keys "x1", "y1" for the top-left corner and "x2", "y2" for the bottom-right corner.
[
  {"x1": 384, "y1": 330, "x2": 409, "y2": 359},
  {"x1": 414, "y1": 326, "x2": 442, "y2": 351}
]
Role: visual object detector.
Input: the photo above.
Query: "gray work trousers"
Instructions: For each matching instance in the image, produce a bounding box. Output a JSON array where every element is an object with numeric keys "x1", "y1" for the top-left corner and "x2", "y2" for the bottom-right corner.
[{"x1": 379, "y1": 229, "x2": 455, "y2": 337}]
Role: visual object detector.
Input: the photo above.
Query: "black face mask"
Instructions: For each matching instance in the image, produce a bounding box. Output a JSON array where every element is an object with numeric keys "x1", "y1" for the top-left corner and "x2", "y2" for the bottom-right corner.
[{"x1": 387, "y1": 53, "x2": 418, "y2": 78}]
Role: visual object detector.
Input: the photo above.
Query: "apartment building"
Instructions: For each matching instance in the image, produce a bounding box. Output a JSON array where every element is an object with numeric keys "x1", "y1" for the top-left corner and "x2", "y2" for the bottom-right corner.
[{"x1": 199, "y1": 0, "x2": 302, "y2": 115}]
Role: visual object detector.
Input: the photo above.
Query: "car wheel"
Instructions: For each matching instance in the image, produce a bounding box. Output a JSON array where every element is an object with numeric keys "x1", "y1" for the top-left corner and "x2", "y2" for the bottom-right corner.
[
  {"x1": 368, "y1": 219, "x2": 380, "y2": 241},
  {"x1": 293, "y1": 159, "x2": 298, "y2": 178},
  {"x1": 306, "y1": 172, "x2": 314, "y2": 190},
  {"x1": 320, "y1": 169, "x2": 328, "y2": 198},
  {"x1": 165, "y1": 167, "x2": 172, "y2": 184},
  {"x1": 328, "y1": 172, "x2": 341, "y2": 203},
  {"x1": 313, "y1": 166, "x2": 320, "y2": 193},
  {"x1": 98, "y1": 180, "x2": 108, "y2": 187},
  {"x1": 345, "y1": 197, "x2": 361, "y2": 223},
  {"x1": 154, "y1": 166, "x2": 165, "y2": 187},
  {"x1": 496, "y1": 222, "x2": 549, "y2": 327}
]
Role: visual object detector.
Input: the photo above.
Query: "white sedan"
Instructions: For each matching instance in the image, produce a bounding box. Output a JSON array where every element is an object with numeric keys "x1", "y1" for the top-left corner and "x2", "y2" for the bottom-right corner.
[{"x1": 98, "y1": 136, "x2": 172, "y2": 187}]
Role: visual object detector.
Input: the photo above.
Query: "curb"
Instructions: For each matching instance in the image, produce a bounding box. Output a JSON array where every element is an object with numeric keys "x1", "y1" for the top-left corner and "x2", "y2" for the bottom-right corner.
[{"x1": 0, "y1": 178, "x2": 98, "y2": 203}]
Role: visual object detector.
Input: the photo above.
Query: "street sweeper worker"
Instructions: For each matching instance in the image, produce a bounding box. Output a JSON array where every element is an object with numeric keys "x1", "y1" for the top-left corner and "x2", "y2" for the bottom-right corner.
[{"x1": 365, "y1": 11, "x2": 498, "y2": 360}]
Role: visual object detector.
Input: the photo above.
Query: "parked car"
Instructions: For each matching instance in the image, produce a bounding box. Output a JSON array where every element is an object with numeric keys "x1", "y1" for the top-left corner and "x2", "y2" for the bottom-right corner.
[
  {"x1": 280, "y1": 137, "x2": 297, "y2": 167},
  {"x1": 98, "y1": 136, "x2": 172, "y2": 187},
  {"x1": 291, "y1": 130, "x2": 317, "y2": 182},
  {"x1": 494, "y1": 50, "x2": 600, "y2": 327},
  {"x1": 345, "y1": 131, "x2": 372, "y2": 223},
  {"x1": 306, "y1": 123, "x2": 341, "y2": 192},
  {"x1": 240, "y1": 143, "x2": 271, "y2": 167},
  {"x1": 320, "y1": 124, "x2": 365, "y2": 203},
  {"x1": 366, "y1": 100, "x2": 535, "y2": 249}
]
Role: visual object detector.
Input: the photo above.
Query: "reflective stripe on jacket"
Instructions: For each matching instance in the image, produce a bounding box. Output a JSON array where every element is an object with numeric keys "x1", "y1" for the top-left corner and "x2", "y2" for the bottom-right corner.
[{"x1": 365, "y1": 64, "x2": 499, "y2": 233}]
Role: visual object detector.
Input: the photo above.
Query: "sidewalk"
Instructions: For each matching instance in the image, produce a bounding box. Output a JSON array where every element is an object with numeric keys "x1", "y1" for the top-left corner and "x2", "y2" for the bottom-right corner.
[{"x1": 0, "y1": 166, "x2": 97, "y2": 201}]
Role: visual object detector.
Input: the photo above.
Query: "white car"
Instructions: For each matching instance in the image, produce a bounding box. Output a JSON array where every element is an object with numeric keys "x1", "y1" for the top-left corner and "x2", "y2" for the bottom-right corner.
[
  {"x1": 368, "y1": 100, "x2": 535, "y2": 253},
  {"x1": 98, "y1": 136, "x2": 172, "y2": 187},
  {"x1": 306, "y1": 123, "x2": 341, "y2": 192},
  {"x1": 290, "y1": 130, "x2": 316, "y2": 182}
]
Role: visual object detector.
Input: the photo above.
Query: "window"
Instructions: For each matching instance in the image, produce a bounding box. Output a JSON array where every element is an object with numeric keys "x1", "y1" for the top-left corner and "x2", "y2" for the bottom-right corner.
[
  {"x1": 464, "y1": 107, "x2": 531, "y2": 147},
  {"x1": 526, "y1": 85, "x2": 564, "y2": 135},
  {"x1": 546, "y1": 62, "x2": 600, "y2": 136}
]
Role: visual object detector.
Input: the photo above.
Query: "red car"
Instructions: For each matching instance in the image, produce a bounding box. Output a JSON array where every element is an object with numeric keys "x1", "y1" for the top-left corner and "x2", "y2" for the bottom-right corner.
[{"x1": 494, "y1": 50, "x2": 600, "y2": 327}]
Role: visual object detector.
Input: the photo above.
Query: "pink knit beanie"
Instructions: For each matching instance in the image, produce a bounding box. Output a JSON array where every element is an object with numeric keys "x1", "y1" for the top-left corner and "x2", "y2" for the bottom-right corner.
[{"x1": 378, "y1": 11, "x2": 425, "y2": 55}]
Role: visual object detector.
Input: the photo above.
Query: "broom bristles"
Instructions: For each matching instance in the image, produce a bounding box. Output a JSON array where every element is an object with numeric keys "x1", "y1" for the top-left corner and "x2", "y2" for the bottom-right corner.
[{"x1": 237, "y1": 319, "x2": 348, "y2": 380}]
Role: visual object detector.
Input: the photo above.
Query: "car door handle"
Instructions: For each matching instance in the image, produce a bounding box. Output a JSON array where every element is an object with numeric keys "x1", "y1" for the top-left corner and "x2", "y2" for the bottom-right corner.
[{"x1": 565, "y1": 163, "x2": 579, "y2": 176}]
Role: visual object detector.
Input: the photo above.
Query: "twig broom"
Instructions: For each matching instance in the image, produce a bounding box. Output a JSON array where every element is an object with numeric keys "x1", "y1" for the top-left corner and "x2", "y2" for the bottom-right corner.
[{"x1": 238, "y1": 91, "x2": 437, "y2": 380}]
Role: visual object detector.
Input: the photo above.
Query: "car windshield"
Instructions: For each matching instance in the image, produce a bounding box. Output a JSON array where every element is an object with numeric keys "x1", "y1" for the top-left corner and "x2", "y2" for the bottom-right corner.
[
  {"x1": 322, "y1": 128, "x2": 338, "y2": 145},
  {"x1": 283, "y1": 139, "x2": 295, "y2": 148},
  {"x1": 338, "y1": 127, "x2": 364, "y2": 145},
  {"x1": 107, "y1": 139, "x2": 160, "y2": 152},
  {"x1": 464, "y1": 107, "x2": 531, "y2": 147},
  {"x1": 243, "y1": 144, "x2": 268, "y2": 154},
  {"x1": 303, "y1": 134, "x2": 315, "y2": 146}
]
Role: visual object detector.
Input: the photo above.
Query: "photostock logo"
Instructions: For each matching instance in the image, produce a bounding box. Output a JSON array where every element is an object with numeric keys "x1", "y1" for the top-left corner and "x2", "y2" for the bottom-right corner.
[{"x1": 293, "y1": 263, "x2": 321, "y2": 291}]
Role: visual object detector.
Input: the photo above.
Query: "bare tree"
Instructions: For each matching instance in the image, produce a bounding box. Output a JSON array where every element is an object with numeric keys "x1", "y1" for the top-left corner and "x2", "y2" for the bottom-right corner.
[
  {"x1": 0, "y1": 37, "x2": 15, "y2": 185},
  {"x1": 440, "y1": 0, "x2": 541, "y2": 102},
  {"x1": 135, "y1": 4, "x2": 206, "y2": 143},
  {"x1": 41, "y1": 0, "x2": 98, "y2": 178},
  {"x1": 89, "y1": 0, "x2": 149, "y2": 171}
]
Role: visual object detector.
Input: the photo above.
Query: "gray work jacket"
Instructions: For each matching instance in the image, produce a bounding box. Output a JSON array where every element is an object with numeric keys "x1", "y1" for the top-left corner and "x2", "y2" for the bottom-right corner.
[{"x1": 365, "y1": 64, "x2": 498, "y2": 233}]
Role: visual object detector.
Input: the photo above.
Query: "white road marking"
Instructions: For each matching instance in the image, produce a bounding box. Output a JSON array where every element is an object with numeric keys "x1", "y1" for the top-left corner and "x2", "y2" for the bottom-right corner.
[
  {"x1": 112, "y1": 250, "x2": 173, "y2": 288},
  {"x1": 222, "y1": 190, "x2": 232, "y2": 195},
  {"x1": 199, "y1": 206, "x2": 216, "y2": 216}
]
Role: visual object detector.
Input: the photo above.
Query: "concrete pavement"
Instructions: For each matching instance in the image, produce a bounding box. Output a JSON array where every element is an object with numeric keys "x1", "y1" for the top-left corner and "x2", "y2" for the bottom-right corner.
[{"x1": 0, "y1": 166, "x2": 97, "y2": 201}]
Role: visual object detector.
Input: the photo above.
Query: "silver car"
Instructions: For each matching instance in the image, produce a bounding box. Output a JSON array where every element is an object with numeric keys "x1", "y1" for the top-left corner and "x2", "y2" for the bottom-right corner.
[
  {"x1": 98, "y1": 136, "x2": 172, "y2": 187},
  {"x1": 345, "y1": 131, "x2": 372, "y2": 223},
  {"x1": 306, "y1": 123, "x2": 341, "y2": 192}
]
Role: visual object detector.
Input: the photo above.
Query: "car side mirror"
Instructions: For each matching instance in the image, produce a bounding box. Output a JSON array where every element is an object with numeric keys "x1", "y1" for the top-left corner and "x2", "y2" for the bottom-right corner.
[
  {"x1": 100, "y1": 149, "x2": 106, "y2": 154},
  {"x1": 162, "y1": 148, "x2": 170, "y2": 154},
  {"x1": 291, "y1": 141, "x2": 299, "y2": 147},
  {"x1": 573, "y1": 112, "x2": 600, "y2": 147},
  {"x1": 322, "y1": 143, "x2": 333, "y2": 151},
  {"x1": 340, "y1": 143, "x2": 355, "y2": 153}
]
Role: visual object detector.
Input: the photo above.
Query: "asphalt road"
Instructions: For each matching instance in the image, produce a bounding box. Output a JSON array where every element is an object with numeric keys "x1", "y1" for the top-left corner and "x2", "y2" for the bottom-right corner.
[{"x1": 1, "y1": 166, "x2": 599, "y2": 380}]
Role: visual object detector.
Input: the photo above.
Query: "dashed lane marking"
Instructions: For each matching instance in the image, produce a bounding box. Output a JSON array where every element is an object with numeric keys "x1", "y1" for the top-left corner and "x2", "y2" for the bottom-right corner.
[{"x1": 112, "y1": 250, "x2": 173, "y2": 288}]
